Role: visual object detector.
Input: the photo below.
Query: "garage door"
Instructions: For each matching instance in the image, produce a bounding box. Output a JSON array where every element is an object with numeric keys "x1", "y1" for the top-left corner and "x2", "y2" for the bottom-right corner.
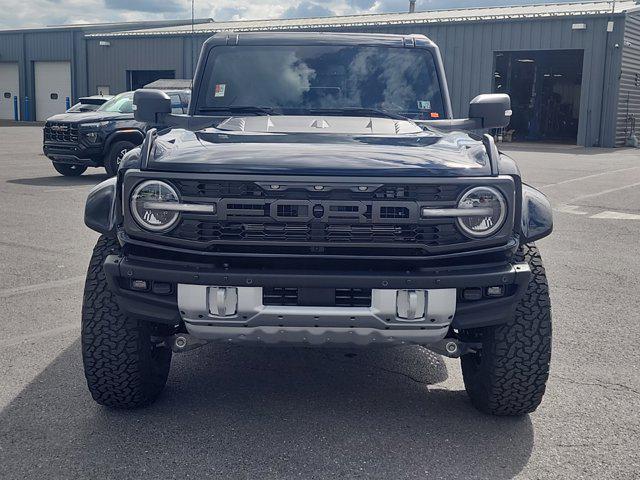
[
  {"x1": 34, "y1": 61, "x2": 71, "y2": 121},
  {"x1": 0, "y1": 63, "x2": 20, "y2": 120}
]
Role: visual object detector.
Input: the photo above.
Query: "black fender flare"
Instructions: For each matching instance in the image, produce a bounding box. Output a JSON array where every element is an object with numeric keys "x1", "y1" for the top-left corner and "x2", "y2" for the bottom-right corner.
[
  {"x1": 85, "y1": 176, "x2": 119, "y2": 235},
  {"x1": 103, "y1": 129, "x2": 145, "y2": 155},
  {"x1": 520, "y1": 183, "x2": 553, "y2": 243}
]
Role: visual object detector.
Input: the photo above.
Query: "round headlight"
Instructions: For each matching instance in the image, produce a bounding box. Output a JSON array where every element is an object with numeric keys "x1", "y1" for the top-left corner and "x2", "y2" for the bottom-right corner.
[
  {"x1": 456, "y1": 186, "x2": 506, "y2": 238},
  {"x1": 130, "y1": 180, "x2": 180, "y2": 232}
]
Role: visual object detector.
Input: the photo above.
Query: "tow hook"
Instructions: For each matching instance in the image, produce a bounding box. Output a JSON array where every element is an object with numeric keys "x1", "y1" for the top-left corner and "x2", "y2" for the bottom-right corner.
[
  {"x1": 426, "y1": 338, "x2": 482, "y2": 358},
  {"x1": 170, "y1": 334, "x2": 210, "y2": 353}
]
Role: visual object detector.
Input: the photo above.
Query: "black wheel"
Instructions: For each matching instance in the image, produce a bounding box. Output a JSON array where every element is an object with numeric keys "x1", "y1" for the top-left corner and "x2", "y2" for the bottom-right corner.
[
  {"x1": 81, "y1": 235, "x2": 172, "y2": 408},
  {"x1": 104, "y1": 140, "x2": 135, "y2": 176},
  {"x1": 52, "y1": 162, "x2": 87, "y2": 177},
  {"x1": 461, "y1": 243, "x2": 552, "y2": 416}
]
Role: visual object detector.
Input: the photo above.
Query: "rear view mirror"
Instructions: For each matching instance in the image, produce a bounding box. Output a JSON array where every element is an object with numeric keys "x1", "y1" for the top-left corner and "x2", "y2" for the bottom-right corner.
[
  {"x1": 133, "y1": 89, "x2": 171, "y2": 125},
  {"x1": 469, "y1": 94, "x2": 512, "y2": 129}
]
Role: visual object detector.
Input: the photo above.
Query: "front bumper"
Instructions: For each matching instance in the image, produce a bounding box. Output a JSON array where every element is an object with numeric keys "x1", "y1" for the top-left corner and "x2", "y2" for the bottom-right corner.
[
  {"x1": 44, "y1": 143, "x2": 102, "y2": 166},
  {"x1": 103, "y1": 253, "x2": 531, "y2": 346}
]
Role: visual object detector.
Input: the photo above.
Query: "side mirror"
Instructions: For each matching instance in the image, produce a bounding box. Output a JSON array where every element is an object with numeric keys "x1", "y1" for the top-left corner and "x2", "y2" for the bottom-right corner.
[
  {"x1": 469, "y1": 94, "x2": 512, "y2": 129},
  {"x1": 133, "y1": 89, "x2": 171, "y2": 125}
]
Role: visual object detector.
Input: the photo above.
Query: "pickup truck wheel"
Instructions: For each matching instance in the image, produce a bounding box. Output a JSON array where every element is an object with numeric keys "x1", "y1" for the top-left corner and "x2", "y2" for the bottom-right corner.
[
  {"x1": 81, "y1": 235, "x2": 172, "y2": 408},
  {"x1": 52, "y1": 162, "x2": 87, "y2": 176},
  {"x1": 104, "y1": 140, "x2": 135, "y2": 176},
  {"x1": 460, "y1": 243, "x2": 552, "y2": 416}
]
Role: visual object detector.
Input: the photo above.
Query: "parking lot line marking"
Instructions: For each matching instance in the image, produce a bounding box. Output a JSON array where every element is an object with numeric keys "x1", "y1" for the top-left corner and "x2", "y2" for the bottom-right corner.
[
  {"x1": 569, "y1": 181, "x2": 640, "y2": 202},
  {"x1": 590, "y1": 211, "x2": 640, "y2": 220},
  {"x1": 42, "y1": 186, "x2": 93, "y2": 193},
  {"x1": 0, "y1": 276, "x2": 85, "y2": 298},
  {"x1": 0, "y1": 323, "x2": 78, "y2": 348},
  {"x1": 541, "y1": 166, "x2": 640, "y2": 189},
  {"x1": 554, "y1": 204, "x2": 588, "y2": 215}
]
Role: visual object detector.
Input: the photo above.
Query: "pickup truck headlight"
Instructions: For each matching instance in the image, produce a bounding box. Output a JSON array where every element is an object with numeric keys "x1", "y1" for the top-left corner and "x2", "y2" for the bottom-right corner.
[
  {"x1": 80, "y1": 121, "x2": 108, "y2": 130},
  {"x1": 456, "y1": 186, "x2": 506, "y2": 238},
  {"x1": 84, "y1": 132, "x2": 100, "y2": 143},
  {"x1": 80, "y1": 122, "x2": 107, "y2": 143},
  {"x1": 130, "y1": 180, "x2": 180, "y2": 232}
]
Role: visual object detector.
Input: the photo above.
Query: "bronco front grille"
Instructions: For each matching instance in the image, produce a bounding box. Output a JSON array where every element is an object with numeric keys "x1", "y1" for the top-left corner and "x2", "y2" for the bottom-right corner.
[
  {"x1": 171, "y1": 220, "x2": 465, "y2": 246},
  {"x1": 44, "y1": 122, "x2": 79, "y2": 143},
  {"x1": 125, "y1": 175, "x2": 515, "y2": 257}
]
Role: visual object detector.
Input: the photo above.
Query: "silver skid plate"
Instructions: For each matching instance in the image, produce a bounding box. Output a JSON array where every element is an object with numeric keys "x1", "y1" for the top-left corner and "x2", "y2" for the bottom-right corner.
[{"x1": 177, "y1": 285, "x2": 457, "y2": 346}]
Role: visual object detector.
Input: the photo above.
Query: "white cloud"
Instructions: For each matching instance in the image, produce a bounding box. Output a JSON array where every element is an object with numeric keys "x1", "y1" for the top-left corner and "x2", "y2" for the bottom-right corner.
[{"x1": 0, "y1": 0, "x2": 581, "y2": 29}]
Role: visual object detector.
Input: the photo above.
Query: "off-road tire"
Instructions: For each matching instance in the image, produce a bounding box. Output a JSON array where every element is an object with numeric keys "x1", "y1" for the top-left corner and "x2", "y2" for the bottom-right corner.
[
  {"x1": 461, "y1": 243, "x2": 551, "y2": 416},
  {"x1": 81, "y1": 235, "x2": 172, "y2": 408},
  {"x1": 104, "y1": 140, "x2": 135, "y2": 176},
  {"x1": 52, "y1": 162, "x2": 87, "y2": 176}
]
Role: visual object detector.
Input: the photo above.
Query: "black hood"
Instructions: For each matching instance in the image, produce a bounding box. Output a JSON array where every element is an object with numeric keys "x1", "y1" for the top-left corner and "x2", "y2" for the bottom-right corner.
[
  {"x1": 147, "y1": 119, "x2": 492, "y2": 177},
  {"x1": 46, "y1": 111, "x2": 131, "y2": 124}
]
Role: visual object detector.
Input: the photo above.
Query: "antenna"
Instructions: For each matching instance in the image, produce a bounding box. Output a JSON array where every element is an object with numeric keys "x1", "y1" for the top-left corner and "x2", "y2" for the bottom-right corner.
[{"x1": 190, "y1": 0, "x2": 195, "y2": 90}]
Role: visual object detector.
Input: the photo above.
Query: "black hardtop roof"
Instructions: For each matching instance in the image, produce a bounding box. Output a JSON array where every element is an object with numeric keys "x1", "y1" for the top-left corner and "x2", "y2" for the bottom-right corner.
[
  {"x1": 202, "y1": 31, "x2": 438, "y2": 50},
  {"x1": 124, "y1": 89, "x2": 190, "y2": 95}
]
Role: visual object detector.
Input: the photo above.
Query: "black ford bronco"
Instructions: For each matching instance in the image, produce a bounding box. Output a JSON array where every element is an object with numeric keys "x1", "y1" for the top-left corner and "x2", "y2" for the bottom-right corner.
[
  {"x1": 43, "y1": 89, "x2": 190, "y2": 177},
  {"x1": 82, "y1": 32, "x2": 553, "y2": 416}
]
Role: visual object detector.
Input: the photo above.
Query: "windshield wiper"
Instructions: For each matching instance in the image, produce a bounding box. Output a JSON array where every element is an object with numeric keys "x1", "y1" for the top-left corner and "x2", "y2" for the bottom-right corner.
[
  {"x1": 307, "y1": 107, "x2": 410, "y2": 121},
  {"x1": 199, "y1": 106, "x2": 280, "y2": 116}
]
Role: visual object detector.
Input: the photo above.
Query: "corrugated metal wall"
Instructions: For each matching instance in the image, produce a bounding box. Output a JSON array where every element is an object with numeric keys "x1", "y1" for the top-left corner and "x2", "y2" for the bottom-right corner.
[
  {"x1": 342, "y1": 16, "x2": 624, "y2": 147},
  {"x1": 0, "y1": 30, "x2": 76, "y2": 120},
  {"x1": 0, "y1": 29, "x2": 92, "y2": 120},
  {"x1": 87, "y1": 37, "x2": 186, "y2": 93},
  {"x1": 0, "y1": 21, "x2": 200, "y2": 121},
  {"x1": 615, "y1": 10, "x2": 640, "y2": 146},
  {"x1": 84, "y1": 15, "x2": 623, "y2": 146}
]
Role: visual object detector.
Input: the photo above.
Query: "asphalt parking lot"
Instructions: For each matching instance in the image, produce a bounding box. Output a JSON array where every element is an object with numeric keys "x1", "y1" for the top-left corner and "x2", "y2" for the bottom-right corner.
[{"x1": 0, "y1": 126, "x2": 639, "y2": 479}]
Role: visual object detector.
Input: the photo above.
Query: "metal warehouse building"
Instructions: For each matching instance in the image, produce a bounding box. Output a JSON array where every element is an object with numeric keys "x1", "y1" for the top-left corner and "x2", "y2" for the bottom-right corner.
[
  {"x1": 2, "y1": 1, "x2": 640, "y2": 147},
  {"x1": 0, "y1": 18, "x2": 211, "y2": 122}
]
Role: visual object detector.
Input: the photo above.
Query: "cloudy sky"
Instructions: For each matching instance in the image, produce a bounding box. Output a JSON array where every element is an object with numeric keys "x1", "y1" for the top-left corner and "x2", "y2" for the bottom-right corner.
[{"x1": 1, "y1": 0, "x2": 580, "y2": 30}]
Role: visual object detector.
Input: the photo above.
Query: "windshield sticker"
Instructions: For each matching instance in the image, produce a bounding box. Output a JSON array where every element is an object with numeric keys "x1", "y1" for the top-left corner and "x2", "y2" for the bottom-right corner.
[
  {"x1": 214, "y1": 84, "x2": 226, "y2": 97},
  {"x1": 430, "y1": 112, "x2": 440, "y2": 118},
  {"x1": 417, "y1": 100, "x2": 431, "y2": 110}
]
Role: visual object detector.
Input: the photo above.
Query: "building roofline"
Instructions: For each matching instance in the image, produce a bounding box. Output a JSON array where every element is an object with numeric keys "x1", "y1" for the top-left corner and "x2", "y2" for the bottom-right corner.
[
  {"x1": 0, "y1": 18, "x2": 213, "y2": 35},
  {"x1": 86, "y1": 1, "x2": 634, "y2": 38}
]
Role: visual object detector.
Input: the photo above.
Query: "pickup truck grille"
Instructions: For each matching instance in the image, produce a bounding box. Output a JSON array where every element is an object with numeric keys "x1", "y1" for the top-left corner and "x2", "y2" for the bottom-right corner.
[{"x1": 44, "y1": 122, "x2": 79, "y2": 143}]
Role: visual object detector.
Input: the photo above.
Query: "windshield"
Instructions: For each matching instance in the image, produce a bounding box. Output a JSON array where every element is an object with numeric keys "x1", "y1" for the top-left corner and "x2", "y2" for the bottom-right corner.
[
  {"x1": 67, "y1": 103, "x2": 100, "y2": 113},
  {"x1": 196, "y1": 45, "x2": 445, "y2": 120},
  {"x1": 98, "y1": 92, "x2": 134, "y2": 113}
]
